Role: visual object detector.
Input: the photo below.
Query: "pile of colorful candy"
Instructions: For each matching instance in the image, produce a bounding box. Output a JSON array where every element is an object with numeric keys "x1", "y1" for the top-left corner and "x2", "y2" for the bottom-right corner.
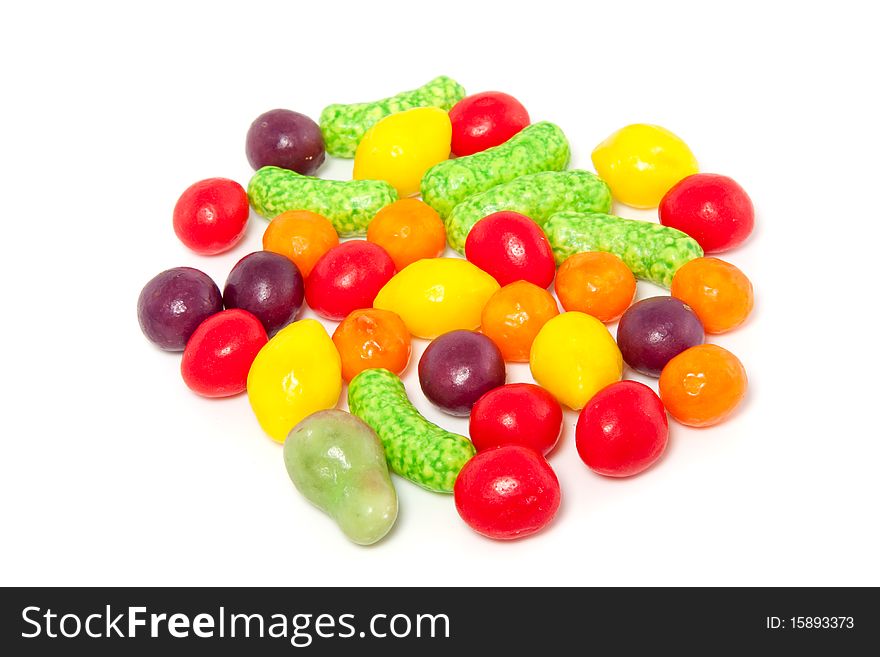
[{"x1": 138, "y1": 76, "x2": 754, "y2": 545}]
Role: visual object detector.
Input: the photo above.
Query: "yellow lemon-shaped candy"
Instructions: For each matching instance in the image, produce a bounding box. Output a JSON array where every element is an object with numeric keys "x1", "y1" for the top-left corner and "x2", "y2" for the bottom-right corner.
[
  {"x1": 247, "y1": 319, "x2": 342, "y2": 442},
  {"x1": 591, "y1": 123, "x2": 698, "y2": 209},
  {"x1": 353, "y1": 107, "x2": 452, "y2": 197},
  {"x1": 529, "y1": 312, "x2": 622, "y2": 409},
  {"x1": 373, "y1": 258, "x2": 500, "y2": 339}
]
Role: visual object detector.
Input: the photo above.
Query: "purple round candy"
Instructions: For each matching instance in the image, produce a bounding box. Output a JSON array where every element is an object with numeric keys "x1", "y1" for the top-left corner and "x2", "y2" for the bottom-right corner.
[
  {"x1": 418, "y1": 330, "x2": 506, "y2": 416},
  {"x1": 617, "y1": 296, "x2": 705, "y2": 377},
  {"x1": 137, "y1": 267, "x2": 222, "y2": 351},
  {"x1": 223, "y1": 251, "x2": 304, "y2": 336},
  {"x1": 245, "y1": 109, "x2": 325, "y2": 175}
]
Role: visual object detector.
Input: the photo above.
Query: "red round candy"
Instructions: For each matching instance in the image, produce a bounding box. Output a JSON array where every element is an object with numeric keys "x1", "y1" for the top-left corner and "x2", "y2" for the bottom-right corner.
[
  {"x1": 180, "y1": 309, "x2": 267, "y2": 398},
  {"x1": 454, "y1": 445, "x2": 561, "y2": 540},
  {"x1": 659, "y1": 173, "x2": 754, "y2": 253},
  {"x1": 465, "y1": 212, "x2": 556, "y2": 288},
  {"x1": 305, "y1": 241, "x2": 396, "y2": 320},
  {"x1": 449, "y1": 92, "x2": 530, "y2": 156},
  {"x1": 470, "y1": 383, "x2": 563, "y2": 455},
  {"x1": 575, "y1": 381, "x2": 668, "y2": 477},
  {"x1": 172, "y1": 178, "x2": 249, "y2": 255}
]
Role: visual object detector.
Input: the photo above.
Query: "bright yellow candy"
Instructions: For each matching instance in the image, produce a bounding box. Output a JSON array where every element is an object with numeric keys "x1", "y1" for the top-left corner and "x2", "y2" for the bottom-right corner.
[
  {"x1": 591, "y1": 123, "x2": 698, "y2": 209},
  {"x1": 373, "y1": 258, "x2": 500, "y2": 339},
  {"x1": 247, "y1": 319, "x2": 342, "y2": 442},
  {"x1": 353, "y1": 107, "x2": 452, "y2": 197},
  {"x1": 529, "y1": 311, "x2": 622, "y2": 410}
]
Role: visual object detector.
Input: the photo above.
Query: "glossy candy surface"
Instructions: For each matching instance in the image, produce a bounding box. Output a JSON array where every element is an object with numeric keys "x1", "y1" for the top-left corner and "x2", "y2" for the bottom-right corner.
[
  {"x1": 470, "y1": 383, "x2": 563, "y2": 455},
  {"x1": 366, "y1": 198, "x2": 446, "y2": 270},
  {"x1": 465, "y1": 211, "x2": 556, "y2": 288},
  {"x1": 591, "y1": 124, "x2": 698, "y2": 209},
  {"x1": 262, "y1": 210, "x2": 339, "y2": 278},
  {"x1": 671, "y1": 257, "x2": 754, "y2": 334},
  {"x1": 617, "y1": 297, "x2": 705, "y2": 377},
  {"x1": 332, "y1": 308, "x2": 411, "y2": 382},
  {"x1": 418, "y1": 330, "x2": 506, "y2": 416},
  {"x1": 245, "y1": 109, "x2": 325, "y2": 175},
  {"x1": 659, "y1": 344, "x2": 747, "y2": 427},
  {"x1": 529, "y1": 312, "x2": 622, "y2": 410},
  {"x1": 373, "y1": 258, "x2": 500, "y2": 339},
  {"x1": 223, "y1": 251, "x2": 304, "y2": 336},
  {"x1": 480, "y1": 281, "x2": 559, "y2": 362},
  {"x1": 449, "y1": 91, "x2": 530, "y2": 157},
  {"x1": 660, "y1": 173, "x2": 754, "y2": 253},
  {"x1": 247, "y1": 319, "x2": 342, "y2": 442},
  {"x1": 554, "y1": 251, "x2": 636, "y2": 322},
  {"x1": 284, "y1": 410, "x2": 397, "y2": 545},
  {"x1": 172, "y1": 178, "x2": 249, "y2": 255},
  {"x1": 576, "y1": 381, "x2": 668, "y2": 477},
  {"x1": 353, "y1": 107, "x2": 452, "y2": 197},
  {"x1": 348, "y1": 368, "x2": 475, "y2": 493},
  {"x1": 305, "y1": 241, "x2": 396, "y2": 321},
  {"x1": 180, "y1": 309, "x2": 267, "y2": 398},
  {"x1": 454, "y1": 445, "x2": 561, "y2": 540},
  {"x1": 137, "y1": 267, "x2": 222, "y2": 351}
]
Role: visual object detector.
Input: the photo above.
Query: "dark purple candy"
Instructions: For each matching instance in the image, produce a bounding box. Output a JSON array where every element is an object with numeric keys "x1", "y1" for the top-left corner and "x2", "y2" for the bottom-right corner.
[
  {"x1": 137, "y1": 267, "x2": 222, "y2": 351},
  {"x1": 418, "y1": 330, "x2": 506, "y2": 416},
  {"x1": 223, "y1": 251, "x2": 304, "y2": 336},
  {"x1": 617, "y1": 296, "x2": 705, "y2": 377},
  {"x1": 245, "y1": 109, "x2": 325, "y2": 175}
]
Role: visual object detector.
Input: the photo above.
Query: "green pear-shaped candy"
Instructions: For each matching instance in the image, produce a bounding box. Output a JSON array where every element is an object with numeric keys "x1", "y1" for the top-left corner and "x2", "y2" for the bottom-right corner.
[{"x1": 283, "y1": 410, "x2": 398, "y2": 545}]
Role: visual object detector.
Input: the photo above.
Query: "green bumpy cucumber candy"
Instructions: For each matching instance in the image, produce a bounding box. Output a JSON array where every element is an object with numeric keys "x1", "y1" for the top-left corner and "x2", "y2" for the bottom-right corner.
[
  {"x1": 544, "y1": 211, "x2": 704, "y2": 288},
  {"x1": 320, "y1": 75, "x2": 466, "y2": 158},
  {"x1": 348, "y1": 368, "x2": 475, "y2": 494},
  {"x1": 247, "y1": 166, "x2": 397, "y2": 237},
  {"x1": 420, "y1": 122, "x2": 571, "y2": 219},
  {"x1": 444, "y1": 170, "x2": 612, "y2": 253}
]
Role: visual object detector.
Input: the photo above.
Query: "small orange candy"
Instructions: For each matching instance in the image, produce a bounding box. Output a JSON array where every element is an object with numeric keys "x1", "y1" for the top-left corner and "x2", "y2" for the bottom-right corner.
[
  {"x1": 659, "y1": 344, "x2": 747, "y2": 427},
  {"x1": 262, "y1": 210, "x2": 339, "y2": 277},
  {"x1": 332, "y1": 308, "x2": 412, "y2": 382},
  {"x1": 480, "y1": 281, "x2": 559, "y2": 362},
  {"x1": 555, "y1": 251, "x2": 636, "y2": 322},
  {"x1": 671, "y1": 257, "x2": 754, "y2": 334},
  {"x1": 367, "y1": 198, "x2": 446, "y2": 271}
]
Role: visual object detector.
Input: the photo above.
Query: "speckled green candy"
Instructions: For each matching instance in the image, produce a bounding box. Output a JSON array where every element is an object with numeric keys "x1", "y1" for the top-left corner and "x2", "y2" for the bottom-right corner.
[
  {"x1": 544, "y1": 211, "x2": 704, "y2": 288},
  {"x1": 247, "y1": 166, "x2": 397, "y2": 236},
  {"x1": 320, "y1": 75, "x2": 466, "y2": 158},
  {"x1": 348, "y1": 369, "x2": 475, "y2": 494},
  {"x1": 444, "y1": 170, "x2": 612, "y2": 253},
  {"x1": 420, "y1": 122, "x2": 571, "y2": 219}
]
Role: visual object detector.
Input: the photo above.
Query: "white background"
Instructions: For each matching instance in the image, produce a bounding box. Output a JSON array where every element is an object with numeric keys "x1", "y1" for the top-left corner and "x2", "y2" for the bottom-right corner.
[{"x1": 1, "y1": 0, "x2": 878, "y2": 587}]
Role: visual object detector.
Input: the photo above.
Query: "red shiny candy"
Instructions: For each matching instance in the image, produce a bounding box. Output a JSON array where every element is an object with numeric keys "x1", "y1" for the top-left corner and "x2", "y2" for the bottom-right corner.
[
  {"x1": 305, "y1": 241, "x2": 396, "y2": 320},
  {"x1": 180, "y1": 309, "x2": 268, "y2": 398},
  {"x1": 454, "y1": 445, "x2": 561, "y2": 540},
  {"x1": 449, "y1": 92, "x2": 530, "y2": 157},
  {"x1": 470, "y1": 383, "x2": 563, "y2": 455},
  {"x1": 464, "y1": 212, "x2": 556, "y2": 288},
  {"x1": 575, "y1": 381, "x2": 668, "y2": 477},
  {"x1": 172, "y1": 178, "x2": 249, "y2": 255},
  {"x1": 659, "y1": 173, "x2": 755, "y2": 253}
]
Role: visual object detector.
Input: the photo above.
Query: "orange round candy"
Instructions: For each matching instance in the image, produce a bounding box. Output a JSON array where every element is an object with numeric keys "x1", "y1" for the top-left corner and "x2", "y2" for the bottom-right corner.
[
  {"x1": 671, "y1": 257, "x2": 754, "y2": 334},
  {"x1": 659, "y1": 344, "x2": 747, "y2": 427},
  {"x1": 367, "y1": 198, "x2": 446, "y2": 270},
  {"x1": 480, "y1": 281, "x2": 559, "y2": 362},
  {"x1": 555, "y1": 251, "x2": 636, "y2": 322},
  {"x1": 262, "y1": 210, "x2": 339, "y2": 278},
  {"x1": 332, "y1": 308, "x2": 412, "y2": 382}
]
